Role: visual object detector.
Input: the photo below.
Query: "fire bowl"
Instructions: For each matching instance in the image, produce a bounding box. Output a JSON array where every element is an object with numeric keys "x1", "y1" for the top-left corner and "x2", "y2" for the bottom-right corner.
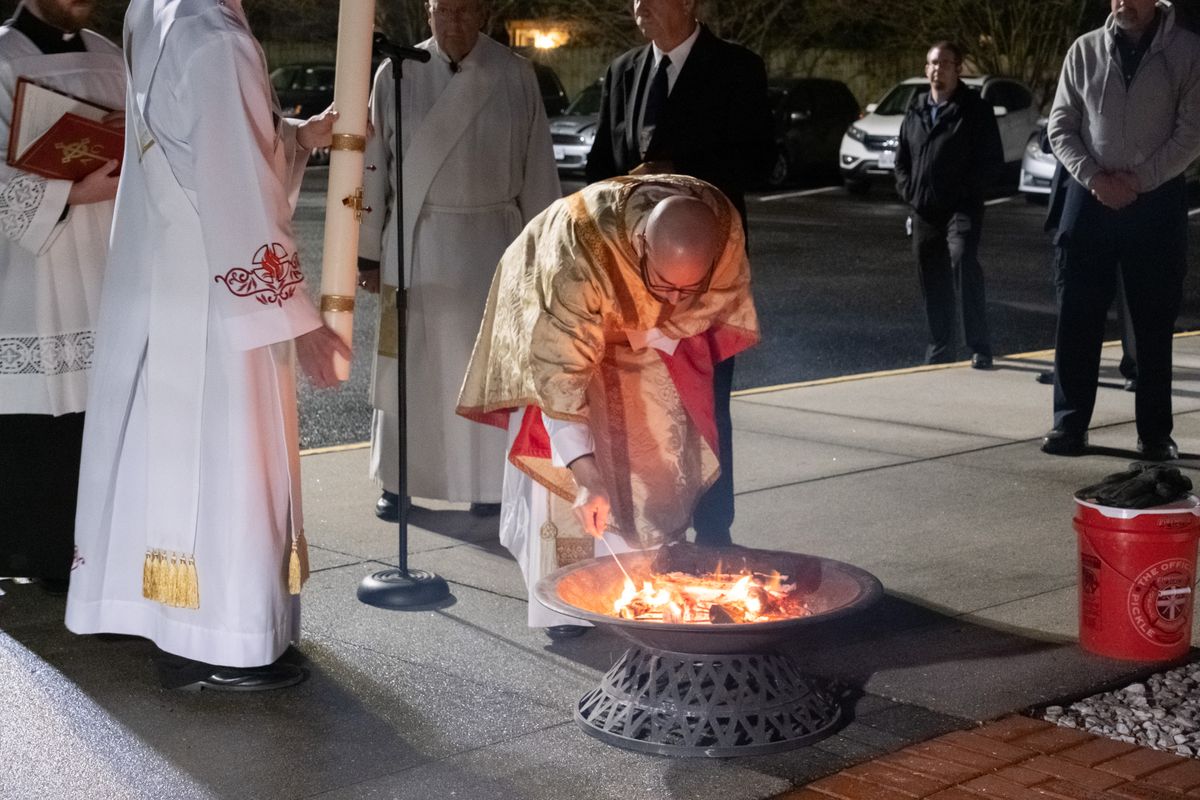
[
  {"x1": 533, "y1": 546, "x2": 882, "y2": 655},
  {"x1": 533, "y1": 546, "x2": 883, "y2": 757}
]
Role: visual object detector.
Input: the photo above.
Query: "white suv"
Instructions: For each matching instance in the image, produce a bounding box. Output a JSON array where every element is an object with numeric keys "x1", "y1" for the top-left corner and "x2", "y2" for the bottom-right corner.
[{"x1": 839, "y1": 76, "x2": 1041, "y2": 194}]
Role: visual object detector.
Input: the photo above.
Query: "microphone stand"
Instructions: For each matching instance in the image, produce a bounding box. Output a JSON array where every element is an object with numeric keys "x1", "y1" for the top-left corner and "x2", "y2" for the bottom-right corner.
[{"x1": 357, "y1": 35, "x2": 451, "y2": 610}]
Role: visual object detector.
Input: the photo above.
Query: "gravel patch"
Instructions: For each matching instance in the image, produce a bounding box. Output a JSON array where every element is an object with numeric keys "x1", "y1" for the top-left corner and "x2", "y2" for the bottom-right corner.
[{"x1": 1040, "y1": 662, "x2": 1200, "y2": 758}]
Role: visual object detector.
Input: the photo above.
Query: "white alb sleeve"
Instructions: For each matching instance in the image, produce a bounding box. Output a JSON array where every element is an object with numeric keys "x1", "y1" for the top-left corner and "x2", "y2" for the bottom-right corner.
[{"x1": 542, "y1": 412, "x2": 594, "y2": 467}]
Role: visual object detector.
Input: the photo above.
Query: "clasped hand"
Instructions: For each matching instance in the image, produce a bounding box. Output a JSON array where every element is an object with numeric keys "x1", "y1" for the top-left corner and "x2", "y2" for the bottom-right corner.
[{"x1": 1090, "y1": 171, "x2": 1139, "y2": 211}]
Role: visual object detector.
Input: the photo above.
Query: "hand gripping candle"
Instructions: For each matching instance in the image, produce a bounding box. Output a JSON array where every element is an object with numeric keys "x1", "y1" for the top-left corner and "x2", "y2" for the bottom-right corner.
[{"x1": 318, "y1": 0, "x2": 377, "y2": 380}]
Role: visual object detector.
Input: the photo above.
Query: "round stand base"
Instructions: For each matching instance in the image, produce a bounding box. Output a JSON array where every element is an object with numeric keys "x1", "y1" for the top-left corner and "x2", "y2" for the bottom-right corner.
[
  {"x1": 576, "y1": 646, "x2": 839, "y2": 757},
  {"x1": 357, "y1": 568, "x2": 451, "y2": 610}
]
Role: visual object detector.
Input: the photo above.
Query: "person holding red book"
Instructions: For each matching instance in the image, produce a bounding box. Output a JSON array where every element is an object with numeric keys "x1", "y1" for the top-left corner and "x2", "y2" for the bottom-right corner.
[{"x1": 0, "y1": 0, "x2": 124, "y2": 594}]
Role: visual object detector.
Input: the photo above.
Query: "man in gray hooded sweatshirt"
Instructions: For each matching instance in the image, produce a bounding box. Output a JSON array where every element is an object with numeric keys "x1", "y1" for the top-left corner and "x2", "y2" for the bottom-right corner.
[{"x1": 1041, "y1": 0, "x2": 1200, "y2": 461}]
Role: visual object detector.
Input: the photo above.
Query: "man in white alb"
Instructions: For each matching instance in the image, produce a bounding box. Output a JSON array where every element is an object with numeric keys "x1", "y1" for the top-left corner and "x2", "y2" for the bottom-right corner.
[
  {"x1": 357, "y1": 0, "x2": 559, "y2": 521},
  {"x1": 65, "y1": 0, "x2": 348, "y2": 691}
]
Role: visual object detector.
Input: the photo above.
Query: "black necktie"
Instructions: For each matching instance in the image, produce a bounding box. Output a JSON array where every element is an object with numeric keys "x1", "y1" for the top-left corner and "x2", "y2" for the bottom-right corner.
[{"x1": 640, "y1": 54, "x2": 671, "y2": 152}]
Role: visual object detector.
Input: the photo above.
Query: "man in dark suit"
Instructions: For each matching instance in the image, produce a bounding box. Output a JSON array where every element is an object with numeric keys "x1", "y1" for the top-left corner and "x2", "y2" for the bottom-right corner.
[{"x1": 586, "y1": 0, "x2": 773, "y2": 548}]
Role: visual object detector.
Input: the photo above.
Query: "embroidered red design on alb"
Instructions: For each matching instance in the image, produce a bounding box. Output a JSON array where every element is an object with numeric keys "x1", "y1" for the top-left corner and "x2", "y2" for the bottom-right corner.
[{"x1": 214, "y1": 243, "x2": 304, "y2": 307}]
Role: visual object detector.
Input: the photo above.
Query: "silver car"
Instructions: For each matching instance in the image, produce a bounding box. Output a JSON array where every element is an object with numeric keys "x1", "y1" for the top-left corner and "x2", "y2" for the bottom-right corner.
[
  {"x1": 1018, "y1": 121, "x2": 1055, "y2": 201},
  {"x1": 549, "y1": 80, "x2": 602, "y2": 176}
]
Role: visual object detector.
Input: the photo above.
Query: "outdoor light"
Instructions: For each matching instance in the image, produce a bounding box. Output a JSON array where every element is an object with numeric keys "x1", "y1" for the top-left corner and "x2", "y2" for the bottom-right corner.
[
  {"x1": 507, "y1": 21, "x2": 571, "y2": 49},
  {"x1": 531, "y1": 29, "x2": 569, "y2": 49}
]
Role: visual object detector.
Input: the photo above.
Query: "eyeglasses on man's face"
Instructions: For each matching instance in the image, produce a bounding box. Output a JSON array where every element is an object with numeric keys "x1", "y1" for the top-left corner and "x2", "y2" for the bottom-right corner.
[{"x1": 638, "y1": 234, "x2": 714, "y2": 303}]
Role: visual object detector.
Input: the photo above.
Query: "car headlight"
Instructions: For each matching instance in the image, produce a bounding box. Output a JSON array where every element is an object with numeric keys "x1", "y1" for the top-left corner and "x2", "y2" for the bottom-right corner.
[
  {"x1": 1027, "y1": 139, "x2": 1055, "y2": 162},
  {"x1": 846, "y1": 124, "x2": 867, "y2": 143}
]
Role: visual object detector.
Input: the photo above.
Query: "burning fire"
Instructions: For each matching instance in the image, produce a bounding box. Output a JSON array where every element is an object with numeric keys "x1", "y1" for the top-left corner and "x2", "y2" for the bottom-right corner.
[{"x1": 611, "y1": 567, "x2": 806, "y2": 624}]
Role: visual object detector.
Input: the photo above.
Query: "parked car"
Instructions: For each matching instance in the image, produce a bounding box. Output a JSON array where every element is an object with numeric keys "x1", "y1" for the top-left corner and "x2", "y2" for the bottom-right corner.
[
  {"x1": 530, "y1": 60, "x2": 570, "y2": 118},
  {"x1": 1018, "y1": 121, "x2": 1054, "y2": 202},
  {"x1": 765, "y1": 78, "x2": 860, "y2": 187},
  {"x1": 548, "y1": 79, "x2": 602, "y2": 176},
  {"x1": 272, "y1": 62, "x2": 337, "y2": 120},
  {"x1": 838, "y1": 75, "x2": 1041, "y2": 194}
]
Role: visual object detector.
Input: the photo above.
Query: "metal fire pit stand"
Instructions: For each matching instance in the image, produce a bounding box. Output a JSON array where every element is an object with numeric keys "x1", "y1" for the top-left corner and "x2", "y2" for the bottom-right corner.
[
  {"x1": 577, "y1": 646, "x2": 840, "y2": 757},
  {"x1": 357, "y1": 35, "x2": 451, "y2": 610},
  {"x1": 535, "y1": 548, "x2": 882, "y2": 758}
]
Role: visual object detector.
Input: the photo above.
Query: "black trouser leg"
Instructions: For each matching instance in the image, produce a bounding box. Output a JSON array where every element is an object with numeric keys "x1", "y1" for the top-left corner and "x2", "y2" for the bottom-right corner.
[
  {"x1": 1119, "y1": 179, "x2": 1188, "y2": 442},
  {"x1": 0, "y1": 412, "x2": 84, "y2": 581},
  {"x1": 913, "y1": 214, "x2": 957, "y2": 363},
  {"x1": 1052, "y1": 208, "x2": 1118, "y2": 435},
  {"x1": 949, "y1": 209, "x2": 991, "y2": 357},
  {"x1": 1116, "y1": 273, "x2": 1137, "y2": 381},
  {"x1": 693, "y1": 355, "x2": 734, "y2": 547}
]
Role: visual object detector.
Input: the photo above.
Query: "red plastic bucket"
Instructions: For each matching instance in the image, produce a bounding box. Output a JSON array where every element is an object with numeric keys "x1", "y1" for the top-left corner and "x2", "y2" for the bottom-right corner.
[{"x1": 1074, "y1": 496, "x2": 1200, "y2": 661}]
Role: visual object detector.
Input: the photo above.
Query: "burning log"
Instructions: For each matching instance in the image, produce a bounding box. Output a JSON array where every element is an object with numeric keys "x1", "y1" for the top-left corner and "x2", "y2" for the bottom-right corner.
[
  {"x1": 709, "y1": 604, "x2": 735, "y2": 624},
  {"x1": 610, "y1": 543, "x2": 816, "y2": 624}
]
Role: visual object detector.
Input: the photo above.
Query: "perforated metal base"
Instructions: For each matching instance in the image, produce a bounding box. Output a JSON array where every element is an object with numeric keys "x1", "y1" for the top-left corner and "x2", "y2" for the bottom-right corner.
[{"x1": 576, "y1": 646, "x2": 840, "y2": 757}]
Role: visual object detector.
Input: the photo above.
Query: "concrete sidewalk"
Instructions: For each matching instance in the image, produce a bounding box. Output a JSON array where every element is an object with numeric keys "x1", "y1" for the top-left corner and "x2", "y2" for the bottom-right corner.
[{"x1": 3, "y1": 338, "x2": 1200, "y2": 800}]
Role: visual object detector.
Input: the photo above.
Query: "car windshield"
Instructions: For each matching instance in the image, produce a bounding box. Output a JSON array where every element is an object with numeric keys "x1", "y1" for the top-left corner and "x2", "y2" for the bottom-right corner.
[
  {"x1": 567, "y1": 82, "x2": 602, "y2": 116},
  {"x1": 874, "y1": 84, "x2": 920, "y2": 115}
]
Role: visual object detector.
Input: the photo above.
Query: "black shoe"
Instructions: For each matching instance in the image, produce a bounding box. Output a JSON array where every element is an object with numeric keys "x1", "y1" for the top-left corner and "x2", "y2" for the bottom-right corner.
[
  {"x1": 971, "y1": 353, "x2": 994, "y2": 370},
  {"x1": 375, "y1": 491, "x2": 401, "y2": 522},
  {"x1": 37, "y1": 577, "x2": 69, "y2": 596},
  {"x1": 693, "y1": 531, "x2": 733, "y2": 548},
  {"x1": 545, "y1": 624, "x2": 589, "y2": 640},
  {"x1": 1137, "y1": 437, "x2": 1178, "y2": 461},
  {"x1": 469, "y1": 502, "x2": 501, "y2": 517},
  {"x1": 1123, "y1": 378, "x2": 1138, "y2": 393},
  {"x1": 178, "y1": 662, "x2": 307, "y2": 692},
  {"x1": 1041, "y1": 429, "x2": 1087, "y2": 456},
  {"x1": 1035, "y1": 370, "x2": 1055, "y2": 385}
]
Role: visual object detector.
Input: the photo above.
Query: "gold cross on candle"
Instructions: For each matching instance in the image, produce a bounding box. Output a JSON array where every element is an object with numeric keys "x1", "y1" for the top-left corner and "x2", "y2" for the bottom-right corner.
[{"x1": 341, "y1": 186, "x2": 370, "y2": 223}]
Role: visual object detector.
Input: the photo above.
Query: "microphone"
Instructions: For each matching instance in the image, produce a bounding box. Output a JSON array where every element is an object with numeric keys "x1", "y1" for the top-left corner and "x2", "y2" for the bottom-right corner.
[{"x1": 373, "y1": 32, "x2": 431, "y2": 64}]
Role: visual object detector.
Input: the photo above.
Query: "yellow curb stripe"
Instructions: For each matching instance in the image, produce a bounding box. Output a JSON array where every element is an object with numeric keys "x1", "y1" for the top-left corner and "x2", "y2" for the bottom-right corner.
[
  {"x1": 733, "y1": 331, "x2": 1200, "y2": 398},
  {"x1": 300, "y1": 441, "x2": 370, "y2": 457}
]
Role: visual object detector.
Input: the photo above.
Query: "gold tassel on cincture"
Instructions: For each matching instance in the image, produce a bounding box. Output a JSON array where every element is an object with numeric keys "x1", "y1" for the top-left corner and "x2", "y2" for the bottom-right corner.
[
  {"x1": 288, "y1": 528, "x2": 310, "y2": 596},
  {"x1": 140, "y1": 549, "x2": 200, "y2": 609}
]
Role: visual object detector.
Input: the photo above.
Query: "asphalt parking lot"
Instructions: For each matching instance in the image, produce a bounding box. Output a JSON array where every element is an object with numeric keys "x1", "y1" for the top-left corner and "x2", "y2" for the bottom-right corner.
[{"x1": 294, "y1": 170, "x2": 1200, "y2": 450}]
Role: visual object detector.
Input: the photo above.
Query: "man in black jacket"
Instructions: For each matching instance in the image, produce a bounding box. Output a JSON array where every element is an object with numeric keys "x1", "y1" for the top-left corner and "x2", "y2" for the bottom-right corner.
[
  {"x1": 895, "y1": 41, "x2": 1004, "y2": 368},
  {"x1": 585, "y1": 0, "x2": 773, "y2": 550}
]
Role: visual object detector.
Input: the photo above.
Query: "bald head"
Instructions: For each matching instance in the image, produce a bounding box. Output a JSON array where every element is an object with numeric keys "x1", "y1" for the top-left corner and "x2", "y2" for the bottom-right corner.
[{"x1": 641, "y1": 196, "x2": 721, "y2": 303}]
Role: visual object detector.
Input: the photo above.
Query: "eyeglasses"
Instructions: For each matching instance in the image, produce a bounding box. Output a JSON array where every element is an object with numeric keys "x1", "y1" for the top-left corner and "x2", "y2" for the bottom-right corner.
[
  {"x1": 638, "y1": 234, "x2": 714, "y2": 302},
  {"x1": 429, "y1": 3, "x2": 479, "y2": 22}
]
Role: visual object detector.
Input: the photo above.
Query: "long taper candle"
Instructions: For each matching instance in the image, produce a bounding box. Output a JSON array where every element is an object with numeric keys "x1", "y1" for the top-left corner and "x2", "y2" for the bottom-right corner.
[{"x1": 319, "y1": 0, "x2": 377, "y2": 380}]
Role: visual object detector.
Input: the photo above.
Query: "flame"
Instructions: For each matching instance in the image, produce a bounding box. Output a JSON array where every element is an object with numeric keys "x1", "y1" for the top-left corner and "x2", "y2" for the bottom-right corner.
[{"x1": 611, "y1": 569, "x2": 805, "y2": 624}]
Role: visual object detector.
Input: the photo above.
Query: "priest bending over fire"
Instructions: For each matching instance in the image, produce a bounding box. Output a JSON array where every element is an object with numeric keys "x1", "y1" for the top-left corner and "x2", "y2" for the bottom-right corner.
[{"x1": 457, "y1": 175, "x2": 759, "y2": 640}]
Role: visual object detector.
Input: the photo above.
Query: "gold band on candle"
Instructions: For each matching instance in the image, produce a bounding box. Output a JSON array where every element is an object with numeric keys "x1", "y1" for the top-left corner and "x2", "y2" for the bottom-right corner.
[
  {"x1": 321, "y1": 294, "x2": 356, "y2": 313},
  {"x1": 330, "y1": 133, "x2": 366, "y2": 152}
]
